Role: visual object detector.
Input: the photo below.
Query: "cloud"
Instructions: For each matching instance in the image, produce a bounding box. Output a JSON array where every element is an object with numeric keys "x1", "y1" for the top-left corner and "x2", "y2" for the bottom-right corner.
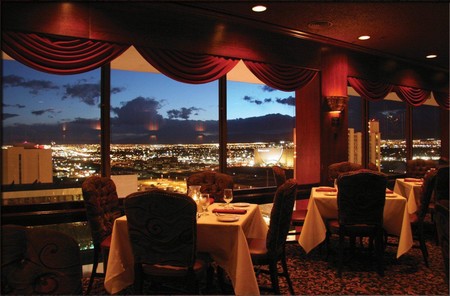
[
  {"x1": 62, "y1": 82, "x2": 124, "y2": 106},
  {"x1": 2, "y1": 113, "x2": 19, "y2": 120},
  {"x1": 276, "y1": 95, "x2": 295, "y2": 106},
  {"x1": 261, "y1": 85, "x2": 276, "y2": 92},
  {"x1": 167, "y1": 107, "x2": 202, "y2": 120},
  {"x1": 112, "y1": 96, "x2": 164, "y2": 126},
  {"x1": 243, "y1": 95, "x2": 263, "y2": 105},
  {"x1": 31, "y1": 108, "x2": 61, "y2": 116},
  {"x1": 3, "y1": 103, "x2": 26, "y2": 108},
  {"x1": 3, "y1": 74, "x2": 59, "y2": 95}
]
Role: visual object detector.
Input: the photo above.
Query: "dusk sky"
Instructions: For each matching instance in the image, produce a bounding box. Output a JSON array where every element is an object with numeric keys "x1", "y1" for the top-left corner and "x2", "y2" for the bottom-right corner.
[{"x1": 2, "y1": 59, "x2": 439, "y2": 144}]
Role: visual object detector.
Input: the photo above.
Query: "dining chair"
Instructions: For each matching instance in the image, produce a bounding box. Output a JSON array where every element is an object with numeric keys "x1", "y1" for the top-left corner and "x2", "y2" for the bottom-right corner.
[
  {"x1": 81, "y1": 175, "x2": 123, "y2": 294},
  {"x1": 1, "y1": 225, "x2": 82, "y2": 295},
  {"x1": 434, "y1": 166, "x2": 449, "y2": 202},
  {"x1": 124, "y1": 188, "x2": 212, "y2": 294},
  {"x1": 273, "y1": 166, "x2": 307, "y2": 240},
  {"x1": 327, "y1": 161, "x2": 363, "y2": 185},
  {"x1": 247, "y1": 178, "x2": 297, "y2": 294},
  {"x1": 186, "y1": 170, "x2": 233, "y2": 202},
  {"x1": 326, "y1": 169, "x2": 387, "y2": 277}
]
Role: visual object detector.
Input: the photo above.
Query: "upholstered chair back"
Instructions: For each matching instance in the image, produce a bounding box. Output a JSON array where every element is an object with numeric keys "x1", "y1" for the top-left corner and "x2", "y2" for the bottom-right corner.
[
  {"x1": 266, "y1": 178, "x2": 297, "y2": 258},
  {"x1": 434, "y1": 166, "x2": 449, "y2": 202},
  {"x1": 272, "y1": 166, "x2": 287, "y2": 188},
  {"x1": 336, "y1": 169, "x2": 387, "y2": 226},
  {"x1": 1, "y1": 225, "x2": 82, "y2": 295},
  {"x1": 327, "y1": 161, "x2": 363, "y2": 183},
  {"x1": 124, "y1": 189, "x2": 198, "y2": 268},
  {"x1": 186, "y1": 171, "x2": 234, "y2": 202}
]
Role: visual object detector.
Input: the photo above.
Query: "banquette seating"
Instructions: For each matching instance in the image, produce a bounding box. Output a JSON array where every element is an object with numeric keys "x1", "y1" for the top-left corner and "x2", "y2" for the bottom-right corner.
[
  {"x1": 406, "y1": 159, "x2": 438, "y2": 179},
  {"x1": 1, "y1": 225, "x2": 82, "y2": 295}
]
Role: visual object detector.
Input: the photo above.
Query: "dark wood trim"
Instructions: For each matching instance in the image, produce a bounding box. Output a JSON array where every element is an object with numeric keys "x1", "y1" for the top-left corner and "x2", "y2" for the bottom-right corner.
[{"x1": 101, "y1": 64, "x2": 111, "y2": 177}]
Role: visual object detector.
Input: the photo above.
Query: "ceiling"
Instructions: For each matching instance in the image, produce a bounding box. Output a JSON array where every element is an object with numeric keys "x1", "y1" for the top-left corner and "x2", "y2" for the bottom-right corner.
[{"x1": 183, "y1": 1, "x2": 449, "y2": 71}]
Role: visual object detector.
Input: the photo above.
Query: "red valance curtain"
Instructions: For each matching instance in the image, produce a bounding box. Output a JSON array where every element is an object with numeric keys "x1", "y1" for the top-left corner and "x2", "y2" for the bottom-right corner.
[
  {"x1": 243, "y1": 60, "x2": 318, "y2": 91},
  {"x1": 347, "y1": 77, "x2": 393, "y2": 101},
  {"x1": 432, "y1": 91, "x2": 450, "y2": 110},
  {"x1": 393, "y1": 85, "x2": 431, "y2": 107},
  {"x1": 136, "y1": 47, "x2": 239, "y2": 84},
  {"x1": 2, "y1": 31, "x2": 130, "y2": 75}
]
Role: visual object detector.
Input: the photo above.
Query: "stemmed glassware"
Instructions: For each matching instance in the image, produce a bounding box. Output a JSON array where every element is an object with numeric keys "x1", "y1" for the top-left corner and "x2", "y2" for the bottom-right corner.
[
  {"x1": 199, "y1": 193, "x2": 210, "y2": 215},
  {"x1": 223, "y1": 189, "x2": 233, "y2": 208}
]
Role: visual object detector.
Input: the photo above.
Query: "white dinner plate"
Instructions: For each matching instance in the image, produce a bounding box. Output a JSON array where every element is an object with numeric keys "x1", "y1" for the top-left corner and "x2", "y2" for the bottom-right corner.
[
  {"x1": 318, "y1": 186, "x2": 334, "y2": 190},
  {"x1": 324, "y1": 192, "x2": 337, "y2": 196},
  {"x1": 386, "y1": 194, "x2": 397, "y2": 198},
  {"x1": 233, "y1": 202, "x2": 250, "y2": 207},
  {"x1": 217, "y1": 215, "x2": 239, "y2": 222}
]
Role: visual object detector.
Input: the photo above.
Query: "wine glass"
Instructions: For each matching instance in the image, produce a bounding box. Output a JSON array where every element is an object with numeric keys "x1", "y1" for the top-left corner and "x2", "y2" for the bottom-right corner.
[
  {"x1": 199, "y1": 193, "x2": 210, "y2": 215},
  {"x1": 223, "y1": 189, "x2": 233, "y2": 208}
]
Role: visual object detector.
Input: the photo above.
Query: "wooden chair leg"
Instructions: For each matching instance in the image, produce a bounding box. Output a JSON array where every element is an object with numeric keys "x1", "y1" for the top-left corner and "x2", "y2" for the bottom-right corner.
[
  {"x1": 281, "y1": 251, "x2": 295, "y2": 295},
  {"x1": 86, "y1": 246, "x2": 100, "y2": 295}
]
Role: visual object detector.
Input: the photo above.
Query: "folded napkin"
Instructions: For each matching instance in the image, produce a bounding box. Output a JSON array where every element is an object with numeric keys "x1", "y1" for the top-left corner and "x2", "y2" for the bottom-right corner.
[
  {"x1": 386, "y1": 189, "x2": 393, "y2": 193},
  {"x1": 212, "y1": 208, "x2": 247, "y2": 215},
  {"x1": 404, "y1": 178, "x2": 422, "y2": 182},
  {"x1": 316, "y1": 188, "x2": 337, "y2": 192}
]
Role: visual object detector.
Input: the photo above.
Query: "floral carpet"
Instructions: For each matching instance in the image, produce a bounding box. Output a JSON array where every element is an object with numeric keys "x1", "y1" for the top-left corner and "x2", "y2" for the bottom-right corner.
[{"x1": 83, "y1": 233, "x2": 449, "y2": 295}]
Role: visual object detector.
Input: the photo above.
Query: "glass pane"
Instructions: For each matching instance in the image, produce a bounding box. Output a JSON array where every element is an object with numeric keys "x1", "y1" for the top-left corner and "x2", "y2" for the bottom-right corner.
[
  {"x1": 348, "y1": 94, "x2": 363, "y2": 165},
  {"x1": 2, "y1": 59, "x2": 100, "y2": 200},
  {"x1": 227, "y1": 78, "x2": 295, "y2": 188},
  {"x1": 369, "y1": 99, "x2": 407, "y2": 174},
  {"x1": 412, "y1": 102, "x2": 441, "y2": 161},
  {"x1": 110, "y1": 69, "x2": 219, "y2": 195}
]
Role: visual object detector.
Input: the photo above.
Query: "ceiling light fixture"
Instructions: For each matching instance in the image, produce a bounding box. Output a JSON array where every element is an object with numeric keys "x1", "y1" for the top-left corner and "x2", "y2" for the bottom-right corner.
[
  {"x1": 358, "y1": 35, "x2": 371, "y2": 40},
  {"x1": 426, "y1": 54, "x2": 437, "y2": 59},
  {"x1": 252, "y1": 5, "x2": 267, "y2": 12}
]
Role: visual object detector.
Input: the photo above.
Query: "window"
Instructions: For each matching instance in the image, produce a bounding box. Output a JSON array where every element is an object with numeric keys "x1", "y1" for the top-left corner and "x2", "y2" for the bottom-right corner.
[
  {"x1": 368, "y1": 98, "x2": 407, "y2": 174},
  {"x1": 412, "y1": 100, "x2": 441, "y2": 161},
  {"x1": 226, "y1": 63, "x2": 295, "y2": 188},
  {"x1": 110, "y1": 68, "x2": 219, "y2": 194}
]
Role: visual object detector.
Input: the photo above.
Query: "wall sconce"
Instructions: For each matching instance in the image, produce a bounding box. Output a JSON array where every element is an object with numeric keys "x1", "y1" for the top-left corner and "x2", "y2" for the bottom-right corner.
[{"x1": 325, "y1": 96, "x2": 348, "y2": 127}]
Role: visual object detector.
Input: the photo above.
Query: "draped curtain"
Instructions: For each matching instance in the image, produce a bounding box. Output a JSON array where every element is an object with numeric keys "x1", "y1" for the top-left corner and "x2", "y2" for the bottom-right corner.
[
  {"x1": 243, "y1": 60, "x2": 317, "y2": 92},
  {"x1": 348, "y1": 76, "x2": 449, "y2": 110},
  {"x1": 347, "y1": 76, "x2": 393, "y2": 101},
  {"x1": 2, "y1": 31, "x2": 130, "y2": 75},
  {"x1": 135, "y1": 47, "x2": 240, "y2": 84}
]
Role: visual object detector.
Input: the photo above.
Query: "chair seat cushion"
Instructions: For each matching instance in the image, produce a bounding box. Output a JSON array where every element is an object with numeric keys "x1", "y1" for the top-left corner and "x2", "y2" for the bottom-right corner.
[
  {"x1": 328, "y1": 219, "x2": 378, "y2": 235},
  {"x1": 291, "y1": 209, "x2": 307, "y2": 222},
  {"x1": 247, "y1": 238, "x2": 270, "y2": 264},
  {"x1": 142, "y1": 258, "x2": 207, "y2": 277},
  {"x1": 100, "y1": 235, "x2": 112, "y2": 249}
]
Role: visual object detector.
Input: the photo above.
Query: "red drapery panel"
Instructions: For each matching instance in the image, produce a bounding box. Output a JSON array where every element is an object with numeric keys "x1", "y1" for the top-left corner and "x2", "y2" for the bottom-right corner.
[
  {"x1": 394, "y1": 85, "x2": 431, "y2": 107},
  {"x1": 136, "y1": 47, "x2": 239, "y2": 84},
  {"x1": 433, "y1": 91, "x2": 450, "y2": 110},
  {"x1": 347, "y1": 76, "x2": 393, "y2": 101},
  {"x1": 243, "y1": 60, "x2": 317, "y2": 91},
  {"x1": 2, "y1": 31, "x2": 130, "y2": 75}
]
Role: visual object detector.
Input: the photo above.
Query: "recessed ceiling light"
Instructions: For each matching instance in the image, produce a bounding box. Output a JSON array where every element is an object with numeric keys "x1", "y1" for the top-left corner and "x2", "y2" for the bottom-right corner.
[
  {"x1": 252, "y1": 5, "x2": 267, "y2": 12},
  {"x1": 426, "y1": 54, "x2": 437, "y2": 59},
  {"x1": 358, "y1": 35, "x2": 371, "y2": 41}
]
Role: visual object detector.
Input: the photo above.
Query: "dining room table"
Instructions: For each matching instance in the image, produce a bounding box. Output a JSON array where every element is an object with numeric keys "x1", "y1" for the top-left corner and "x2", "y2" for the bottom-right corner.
[
  {"x1": 298, "y1": 186, "x2": 413, "y2": 259},
  {"x1": 393, "y1": 178, "x2": 424, "y2": 214},
  {"x1": 104, "y1": 202, "x2": 268, "y2": 296}
]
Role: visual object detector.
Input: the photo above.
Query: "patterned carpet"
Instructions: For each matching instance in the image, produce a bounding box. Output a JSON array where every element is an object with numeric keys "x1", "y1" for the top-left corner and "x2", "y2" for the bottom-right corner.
[{"x1": 83, "y1": 232, "x2": 449, "y2": 295}]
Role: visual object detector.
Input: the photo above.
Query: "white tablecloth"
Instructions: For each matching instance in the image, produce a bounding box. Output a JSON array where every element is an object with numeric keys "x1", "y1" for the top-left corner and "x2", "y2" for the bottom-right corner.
[
  {"x1": 393, "y1": 178, "x2": 423, "y2": 214},
  {"x1": 104, "y1": 203, "x2": 268, "y2": 296},
  {"x1": 298, "y1": 187, "x2": 413, "y2": 259}
]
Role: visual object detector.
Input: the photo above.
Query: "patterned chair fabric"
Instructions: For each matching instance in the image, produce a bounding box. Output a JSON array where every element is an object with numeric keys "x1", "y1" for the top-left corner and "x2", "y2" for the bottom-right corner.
[
  {"x1": 124, "y1": 189, "x2": 210, "y2": 294},
  {"x1": 1, "y1": 225, "x2": 82, "y2": 295},
  {"x1": 272, "y1": 166, "x2": 287, "y2": 188},
  {"x1": 81, "y1": 175, "x2": 122, "y2": 294},
  {"x1": 434, "y1": 166, "x2": 449, "y2": 202},
  {"x1": 82, "y1": 176, "x2": 122, "y2": 245},
  {"x1": 330, "y1": 169, "x2": 387, "y2": 276},
  {"x1": 327, "y1": 162, "x2": 363, "y2": 184},
  {"x1": 248, "y1": 178, "x2": 297, "y2": 294},
  {"x1": 186, "y1": 171, "x2": 234, "y2": 202},
  {"x1": 406, "y1": 159, "x2": 438, "y2": 179}
]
